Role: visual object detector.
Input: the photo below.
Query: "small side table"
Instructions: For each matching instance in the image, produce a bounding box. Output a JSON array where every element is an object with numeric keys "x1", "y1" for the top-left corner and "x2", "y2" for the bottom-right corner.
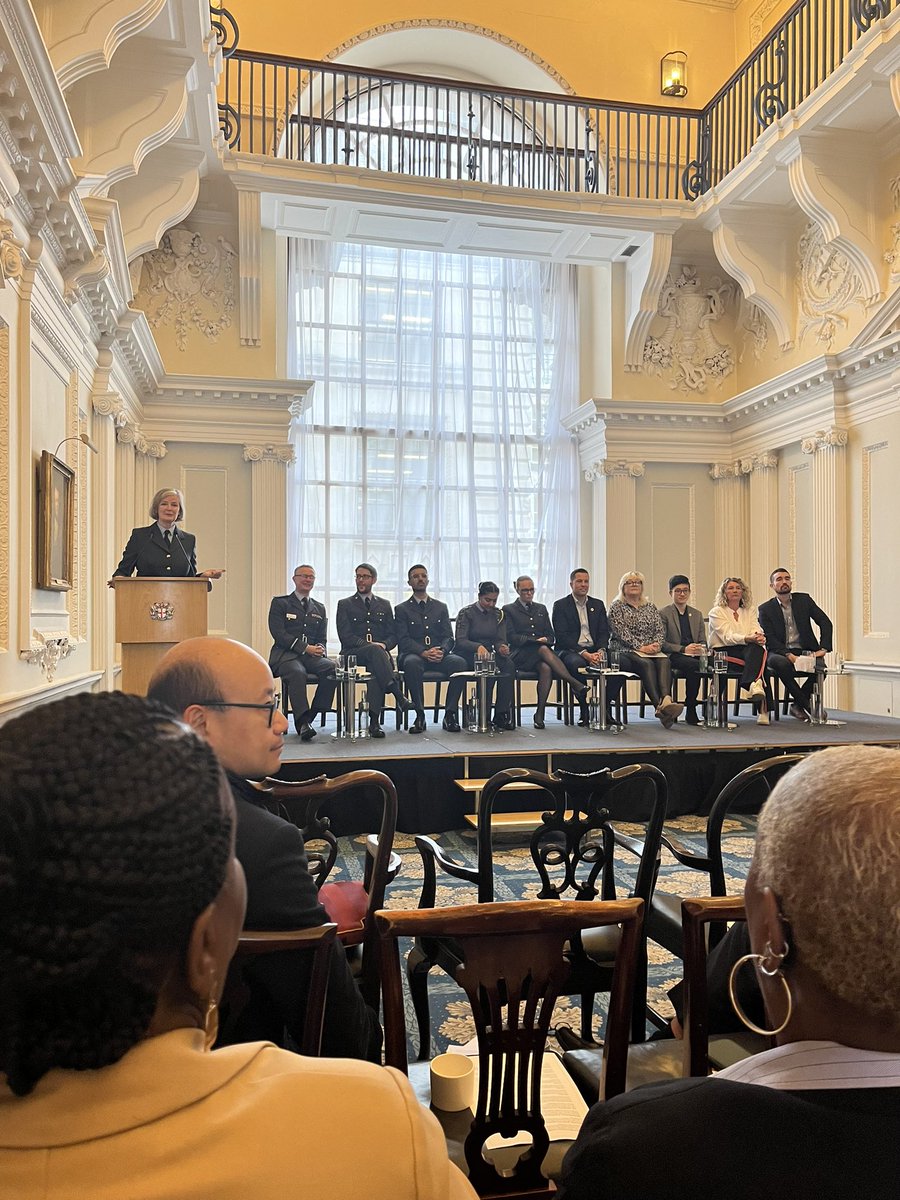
[
  {"x1": 582, "y1": 668, "x2": 629, "y2": 732},
  {"x1": 705, "y1": 663, "x2": 737, "y2": 731},
  {"x1": 333, "y1": 667, "x2": 373, "y2": 740},
  {"x1": 452, "y1": 668, "x2": 499, "y2": 735}
]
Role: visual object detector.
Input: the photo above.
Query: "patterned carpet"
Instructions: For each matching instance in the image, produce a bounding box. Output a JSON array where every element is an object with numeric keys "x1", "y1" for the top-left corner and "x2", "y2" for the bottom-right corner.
[{"x1": 334, "y1": 812, "x2": 758, "y2": 1058}]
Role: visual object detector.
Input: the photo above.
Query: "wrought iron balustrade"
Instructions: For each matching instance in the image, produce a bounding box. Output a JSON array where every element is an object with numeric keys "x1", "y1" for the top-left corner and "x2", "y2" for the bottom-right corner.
[{"x1": 215, "y1": 0, "x2": 896, "y2": 200}]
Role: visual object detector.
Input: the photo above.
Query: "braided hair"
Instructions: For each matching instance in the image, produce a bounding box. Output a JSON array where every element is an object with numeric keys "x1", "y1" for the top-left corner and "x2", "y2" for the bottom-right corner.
[{"x1": 0, "y1": 691, "x2": 232, "y2": 1095}]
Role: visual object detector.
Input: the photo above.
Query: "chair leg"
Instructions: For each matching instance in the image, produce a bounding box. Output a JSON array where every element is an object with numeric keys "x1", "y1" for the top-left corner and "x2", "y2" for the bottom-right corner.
[
  {"x1": 407, "y1": 946, "x2": 434, "y2": 1061},
  {"x1": 579, "y1": 992, "x2": 597, "y2": 1043}
]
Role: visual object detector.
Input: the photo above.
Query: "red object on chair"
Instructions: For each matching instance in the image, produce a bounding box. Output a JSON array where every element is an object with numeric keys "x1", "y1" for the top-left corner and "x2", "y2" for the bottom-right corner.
[{"x1": 318, "y1": 880, "x2": 367, "y2": 943}]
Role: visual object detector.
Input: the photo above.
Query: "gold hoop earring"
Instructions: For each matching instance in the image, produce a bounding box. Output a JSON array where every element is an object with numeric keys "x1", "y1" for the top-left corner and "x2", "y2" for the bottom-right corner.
[
  {"x1": 728, "y1": 952, "x2": 793, "y2": 1037},
  {"x1": 203, "y1": 986, "x2": 219, "y2": 1051}
]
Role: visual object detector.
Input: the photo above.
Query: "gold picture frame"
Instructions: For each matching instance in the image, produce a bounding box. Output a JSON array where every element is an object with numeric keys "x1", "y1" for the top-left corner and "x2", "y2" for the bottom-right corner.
[{"x1": 37, "y1": 450, "x2": 75, "y2": 591}]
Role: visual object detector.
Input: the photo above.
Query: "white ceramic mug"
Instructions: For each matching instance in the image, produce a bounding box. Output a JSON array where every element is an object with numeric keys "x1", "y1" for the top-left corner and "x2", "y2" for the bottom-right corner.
[{"x1": 429, "y1": 1053, "x2": 475, "y2": 1112}]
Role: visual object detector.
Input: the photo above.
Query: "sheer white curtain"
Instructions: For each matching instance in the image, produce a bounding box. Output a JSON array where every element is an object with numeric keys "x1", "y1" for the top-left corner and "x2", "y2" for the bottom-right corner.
[{"x1": 286, "y1": 237, "x2": 579, "y2": 617}]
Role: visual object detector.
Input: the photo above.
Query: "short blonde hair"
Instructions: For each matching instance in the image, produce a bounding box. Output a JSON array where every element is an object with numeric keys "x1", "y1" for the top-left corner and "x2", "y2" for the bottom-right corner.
[
  {"x1": 617, "y1": 571, "x2": 647, "y2": 604},
  {"x1": 754, "y1": 745, "x2": 900, "y2": 1023},
  {"x1": 149, "y1": 488, "x2": 185, "y2": 522},
  {"x1": 714, "y1": 576, "x2": 752, "y2": 608}
]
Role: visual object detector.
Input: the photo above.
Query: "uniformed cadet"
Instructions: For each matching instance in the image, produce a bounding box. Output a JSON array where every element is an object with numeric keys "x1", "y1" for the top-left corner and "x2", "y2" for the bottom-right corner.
[
  {"x1": 395, "y1": 564, "x2": 467, "y2": 733},
  {"x1": 454, "y1": 581, "x2": 516, "y2": 730},
  {"x1": 268, "y1": 565, "x2": 337, "y2": 740}
]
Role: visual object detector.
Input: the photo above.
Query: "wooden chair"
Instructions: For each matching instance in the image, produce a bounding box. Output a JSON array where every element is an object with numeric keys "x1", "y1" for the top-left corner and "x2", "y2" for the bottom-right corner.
[
  {"x1": 646, "y1": 753, "x2": 805, "y2": 963},
  {"x1": 378, "y1": 898, "x2": 643, "y2": 1199},
  {"x1": 218, "y1": 923, "x2": 337, "y2": 1056},
  {"x1": 407, "y1": 764, "x2": 667, "y2": 1057},
  {"x1": 562, "y1": 895, "x2": 766, "y2": 1097},
  {"x1": 264, "y1": 769, "x2": 399, "y2": 1010}
]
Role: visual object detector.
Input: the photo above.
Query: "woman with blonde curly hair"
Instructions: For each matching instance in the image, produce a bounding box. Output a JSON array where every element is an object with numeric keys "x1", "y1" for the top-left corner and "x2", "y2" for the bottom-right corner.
[{"x1": 708, "y1": 576, "x2": 771, "y2": 724}]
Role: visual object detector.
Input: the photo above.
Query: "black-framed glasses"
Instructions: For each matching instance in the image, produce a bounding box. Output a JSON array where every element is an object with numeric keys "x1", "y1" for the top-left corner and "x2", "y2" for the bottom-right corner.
[{"x1": 196, "y1": 696, "x2": 281, "y2": 727}]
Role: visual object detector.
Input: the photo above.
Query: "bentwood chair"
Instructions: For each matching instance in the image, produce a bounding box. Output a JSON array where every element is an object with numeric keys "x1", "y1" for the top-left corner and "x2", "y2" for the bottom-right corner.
[
  {"x1": 646, "y1": 754, "x2": 806, "y2": 963},
  {"x1": 218, "y1": 923, "x2": 337, "y2": 1056},
  {"x1": 264, "y1": 770, "x2": 400, "y2": 1010},
  {"x1": 378, "y1": 898, "x2": 643, "y2": 1199},
  {"x1": 407, "y1": 764, "x2": 667, "y2": 1056},
  {"x1": 562, "y1": 895, "x2": 766, "y2": 1098}
]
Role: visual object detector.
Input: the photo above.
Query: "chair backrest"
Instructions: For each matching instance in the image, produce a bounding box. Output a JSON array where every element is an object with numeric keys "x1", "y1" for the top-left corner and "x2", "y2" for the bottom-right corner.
[
  {"x1": 264, "y1": 769, "x2": 399, "y2": 1007},
  {"x1": 377, "y1": 898, "x2": 643, "y2": 1197},
  {"x1": 219, "y1": 923, "x2": 337, "y2": 1056}
]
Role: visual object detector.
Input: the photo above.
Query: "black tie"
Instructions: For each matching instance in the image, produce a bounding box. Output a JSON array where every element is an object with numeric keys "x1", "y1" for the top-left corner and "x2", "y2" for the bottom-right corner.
[
  {"x1": 301, "y1": 597, "x2": 308, "y2": 612},
  {"x1": 365, "y1": 597, "x2": 371, "y2": 612},
  {"x1": 419, "y1": 600, "x2": 426, "y2": 611},
  {"x1": 164, "y1": 530, "x2": 171, "y2": 547}
]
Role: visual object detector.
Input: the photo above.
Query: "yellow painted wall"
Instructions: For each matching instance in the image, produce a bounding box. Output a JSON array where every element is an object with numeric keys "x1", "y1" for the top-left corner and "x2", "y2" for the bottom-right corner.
[{"x1": 227, "y1": 0, "x2": 739, "y2": 107}]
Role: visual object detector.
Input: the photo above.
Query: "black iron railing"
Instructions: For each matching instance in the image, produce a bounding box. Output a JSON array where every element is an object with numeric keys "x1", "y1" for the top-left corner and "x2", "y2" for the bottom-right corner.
[{"x1": 214, "y1": 0, "x2": 896, "y2": 200}]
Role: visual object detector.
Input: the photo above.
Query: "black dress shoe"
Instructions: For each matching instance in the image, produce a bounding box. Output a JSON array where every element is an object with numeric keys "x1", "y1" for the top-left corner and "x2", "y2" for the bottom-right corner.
[
  {"x1": 369, "y1": 722, "x2": 385, "y2": 739},
  {"x1": 533, "y1": 714, "x2": 545, "y2": 730},
  {"x1": 393, "y1": 692, "x2": 414, "y2": 712},
  {"x1": 492, "y1": 713, "x2": 514, "y2": 731},
  {"x1": 298, "y1": 723, "x2": 317, "y2": 742},
  {"x1": 685, "y1": 707, "x2": 701, "y2": 726},
  {"x1": 409, "y1": 714, "x2": 427, "y2": 735},
  {"x1": 441, "y1": 713, "x2": 461, "y2": 732}
]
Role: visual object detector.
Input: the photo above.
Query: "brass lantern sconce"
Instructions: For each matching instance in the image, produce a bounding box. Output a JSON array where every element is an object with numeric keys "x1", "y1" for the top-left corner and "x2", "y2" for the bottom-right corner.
[{"x1": 661, "y1": 51, "x2": 688, "y2": 98}]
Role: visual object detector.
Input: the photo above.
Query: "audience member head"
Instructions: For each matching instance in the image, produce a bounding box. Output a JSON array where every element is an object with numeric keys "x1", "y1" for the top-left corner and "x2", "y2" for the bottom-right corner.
[
  {"x1": 477, "y1": 581, "x2": 500, "y2": 609},
  {"x1": 746, "y1": 745, "x2": 900, "y2": 1047},
  {"x1": 149, "y1": 487, "x2": 185, "y2": 523},
  {"x1": 0, "y1": 692, "x2": 244, "y2": 1096},
  {"x1": 715, "y1": 576, "x2": 751, "y2": 608},
  {"x1": 355, "y1": 563, "x2": 376, "y2": 594},
  {"x1": 617, "y1": 571, "x2": 646, "y2": 604},
  {"x1": 147, "y1": 636, "x2": 287, "y2": 781}
]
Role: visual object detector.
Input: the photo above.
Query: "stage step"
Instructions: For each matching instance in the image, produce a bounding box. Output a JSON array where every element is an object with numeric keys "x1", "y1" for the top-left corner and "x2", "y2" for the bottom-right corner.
[{"x1": 455, "y1": 777, "x2": 552, "y2": 832}]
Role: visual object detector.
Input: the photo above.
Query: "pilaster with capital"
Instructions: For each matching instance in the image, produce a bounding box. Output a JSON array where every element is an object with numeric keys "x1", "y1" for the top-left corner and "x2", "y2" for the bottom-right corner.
[
  {"x1": 708, "y1": 462, "x2": 750, "y2": 585},
  {"x1": 244, "y1": 444, "x2": 295, "y2": 655},
  {"x1": 740, "y1": 452, "x2": 779, "y2": 596},
  {"x1": 801, "y1": 427, "x2": 848, "y2": 706},
  {"x1": 586, "y1": 461, "x2": 645, "y2": 600}
]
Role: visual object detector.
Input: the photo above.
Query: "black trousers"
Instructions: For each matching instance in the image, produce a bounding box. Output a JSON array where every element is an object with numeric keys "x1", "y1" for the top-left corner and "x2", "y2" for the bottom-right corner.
[
  {"x1": 351, "y1": 643, "x2": 396, "y2": 713},
  {"x1": 766, "y1": 652, "x2": 815, "y2": 708},
  {"x1": 277, "y1": 654, "x2": 337, "y2": 726},
  {"x1": 668, "y1": 652, "x2": 702, "y2": 707},
  {"x1": 459, "y1": 652, "x2": 515, "y2": 715},
  {"x1": 400, "y1": 652, "x2": 467, "y2": 714},
  {"x1": 560, "y1": 650, "x2": 623, "y2": 707}
]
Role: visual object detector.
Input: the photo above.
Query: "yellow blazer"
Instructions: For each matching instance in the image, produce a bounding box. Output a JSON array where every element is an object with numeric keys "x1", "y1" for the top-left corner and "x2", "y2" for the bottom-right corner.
[{"x1": 0, "y1": 1029, "x2": 476, "y2": 1200}]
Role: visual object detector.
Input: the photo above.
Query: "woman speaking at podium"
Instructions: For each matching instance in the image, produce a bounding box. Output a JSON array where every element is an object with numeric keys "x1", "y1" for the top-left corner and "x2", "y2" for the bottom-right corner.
[{"x1": 112, "y1": 488, "x2": 224, "y2": 583}]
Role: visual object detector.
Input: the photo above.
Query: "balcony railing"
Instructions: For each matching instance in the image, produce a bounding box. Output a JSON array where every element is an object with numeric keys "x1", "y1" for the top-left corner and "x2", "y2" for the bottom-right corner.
[{"x1": 216, "y1": 0, "x2": 896, "y2": 201}]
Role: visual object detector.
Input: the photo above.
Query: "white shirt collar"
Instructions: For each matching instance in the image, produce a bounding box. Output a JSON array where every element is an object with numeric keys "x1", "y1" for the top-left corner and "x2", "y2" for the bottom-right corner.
[{"x1": 714, "y1": 1040, "x2": 900, "y2": 1090}]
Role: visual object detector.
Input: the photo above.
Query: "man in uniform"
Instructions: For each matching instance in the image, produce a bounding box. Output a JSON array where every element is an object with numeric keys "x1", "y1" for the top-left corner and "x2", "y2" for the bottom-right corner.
[
  {"x1": 395, "y1": 564, "x2": 467, "y2": 733},
  {"x1": 268, "y1": 564, "x2": 336, "y2": 741},
  {"x1": 335, "y1": 563, "x2": 412, "y2": 738}
]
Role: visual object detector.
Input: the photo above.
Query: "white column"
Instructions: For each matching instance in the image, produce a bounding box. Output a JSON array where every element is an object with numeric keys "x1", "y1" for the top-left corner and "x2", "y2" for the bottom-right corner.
[
  {"x1": 801, "y1": 427, "x2": 849, "y2": 708},
  {"x1": 237, "y1": 187, "x2": 262, "y2": 347},
  {"x1": 742, "y1": 451, "x2": 779, "y2": 598},
  {"x1": 709, "y1": 462, "x2": 750, "y2": 585},
  {"x1": 244, "y1": 444, "x2": 294, "y2": 657},
  {"x1": 592, "y1": 460, "x2": 644, "y2": 598},
  {"x1": 90, "y1": 389, "x2": 126, "y2": 686}
]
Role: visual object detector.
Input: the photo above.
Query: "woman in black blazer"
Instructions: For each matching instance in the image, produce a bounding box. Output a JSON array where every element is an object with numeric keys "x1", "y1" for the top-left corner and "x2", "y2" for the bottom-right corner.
[
  {"x1": 559, "y1": 744, "x2": 900, "y2": 1200},
  {"x1": 113, "y1": 488, "x2": 223, "y2": 582},
  {"x1": 502, "y1": 576, "x2": 587, "y2": 729}
]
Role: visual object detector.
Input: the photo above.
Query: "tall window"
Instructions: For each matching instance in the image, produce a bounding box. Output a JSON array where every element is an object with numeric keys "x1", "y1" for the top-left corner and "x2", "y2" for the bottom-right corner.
[{"x1": 287, "y1": 238, "x2": 579, "y2": 616}]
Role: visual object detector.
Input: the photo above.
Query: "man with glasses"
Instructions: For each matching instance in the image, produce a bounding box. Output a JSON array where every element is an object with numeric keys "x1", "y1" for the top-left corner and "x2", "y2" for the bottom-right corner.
[
  {"x1": 758, "y1": 567, "x2": 833, "y2": 721},
  {"x1": 147, "y1": 636, "x2": 380, "y2": 1061},
  {"x1": 659, "y1": 574, "x2": 707, "y2": 725},
  {"x1": 336, "y1": 563, "x2": 412, "y2": 738},
  {"x1": 268, "y1": 564, "x2": 336, "y2": 741}
]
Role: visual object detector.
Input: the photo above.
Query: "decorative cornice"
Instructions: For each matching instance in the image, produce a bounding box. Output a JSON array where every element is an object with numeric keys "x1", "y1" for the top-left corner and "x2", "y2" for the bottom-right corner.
[
  {"x1": 584, "y1": 460, "x2": 645, "y2": 482},
  {"x1": 739, "y1": 451, "x2": 779, "y2": 472},
  {"x1": 19, "y1": 630, "x2": 75, "y2": 683},
  {"x1": 709, "y1": 462, "x2": 741, "y2": 480},
  {"x1": 800, "y1": 427, "x2": 849, "y2": 454},
  {"x1": 243, "y1": 444, "x2": 295, "y2": 465},
  {"x1": 116, "y1": 422, "x2": 167, "y2": 458}
]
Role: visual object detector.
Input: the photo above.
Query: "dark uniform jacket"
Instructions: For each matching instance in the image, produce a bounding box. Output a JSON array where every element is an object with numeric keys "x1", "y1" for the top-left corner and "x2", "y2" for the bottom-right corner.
[
  {"x1": 114, "y1": 523, "x2": 197, "y2": 578},
  {"x1": 335, "y1": 594, "x2": 397, "y2": 653},
  {"x1": 395, "y1": 596, "x2": 455, "y2": 661},
  {"x1": 551, "y1": 593, "x2": 610, "y2": 654},
  {"x1": 268, "y1": 593, "x2": 329, "y2": 672},
  {"x1": 502, "y1": 599, "x2": 555, "y2": 648},
  {"x1": 454, "y1": 603, "x2": 509, "y2": 658},
  {"x1": 758, "y1": 593, "x2": 833, "y2": 656}
]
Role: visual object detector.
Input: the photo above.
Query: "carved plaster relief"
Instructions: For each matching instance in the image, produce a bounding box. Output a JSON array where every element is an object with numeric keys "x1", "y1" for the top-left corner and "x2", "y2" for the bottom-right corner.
[
  {"x1": 884, "y1": 177, "x2": 900, "y2": 283},
  {"x1": 749, "y1": 0, "x2": 784, "y2": 44},
  {"x1": 116, "y1": 421, "x2": 167, "y2": 457},
  {"x1": 20, "y1": 630, "x2": 74, "y2": 682},
  {"x1": 738, "y1": 300, "x2": 770, "y2": 362},
  {"x1": 243, "y1": 444, "x2": 295, "y2": 466},
  {"x1": 0, "y1": 221, "x2": 24, "y2": 288},
  {"x1": 643, "y1": 265, "x2": 735, "y2": 393},
  {"x1": 136, "y1": 227, "x2": 235, "y2": 350},
  {"x1": 797, "y1": 223, "x2": 864, "y2": 349}
]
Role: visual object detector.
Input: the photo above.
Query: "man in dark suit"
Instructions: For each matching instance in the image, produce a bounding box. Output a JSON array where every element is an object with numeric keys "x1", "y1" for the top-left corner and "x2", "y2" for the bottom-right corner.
[
  {"x1": 551, "y1": 568, "x2": 621, "y2": 724},
  {"x1": 268, "y1": 564, "x2": 336, "y2": 741},
  {"x1": 395, "y1": 564, "x2": 467, "y2": 733},
  {"x1": 758, "y1": 567, "x2": 833, "y2": 720},
  {"x1": 147, "y1": 635, "x2": 380, "y2": 1062},
  {"x1": 659, "y1": 574, "x2": 707, "y2": 725},
  {"x1": 335, "y1": 563, "x2": 412, "y2": 739}
]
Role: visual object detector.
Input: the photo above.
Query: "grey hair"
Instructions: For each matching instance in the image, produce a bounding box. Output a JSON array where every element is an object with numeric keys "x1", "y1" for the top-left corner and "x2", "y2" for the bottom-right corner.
[
  {"x1": 149, "y1": 488, "x2": 185, "y2": 522},
  {"x1": 714, "y1": 576, "x2": 752, "y2": 608},
  {"x1": 617, "y1": 571, "x2": 647, "y2": 604},
  {"x1": 754, "y1": 745, "x2": 900, "y2": 1022}
]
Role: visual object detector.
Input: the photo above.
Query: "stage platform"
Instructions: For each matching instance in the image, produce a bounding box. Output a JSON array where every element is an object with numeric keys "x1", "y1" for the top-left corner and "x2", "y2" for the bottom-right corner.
[{"x1": 274, "y1": 709, "x2": 900, "y2": 834}]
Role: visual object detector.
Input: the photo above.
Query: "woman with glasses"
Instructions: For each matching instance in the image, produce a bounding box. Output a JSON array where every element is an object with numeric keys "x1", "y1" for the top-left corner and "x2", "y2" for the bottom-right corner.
[
  {"x1": 0, "y1": 691, "x2": 475, "y2": 1200},
  {"x1": 608, "y1": 571, "x2": 683, "y2": 728},
  {"x1": 503, "y1": 576, "x2": 588, "y2": 728}
]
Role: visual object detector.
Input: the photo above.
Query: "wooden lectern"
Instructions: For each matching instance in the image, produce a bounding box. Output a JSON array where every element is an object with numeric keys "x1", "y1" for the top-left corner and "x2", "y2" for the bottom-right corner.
[{"x1": 112, "y1": 577, "x2": 209, "y2": 695}]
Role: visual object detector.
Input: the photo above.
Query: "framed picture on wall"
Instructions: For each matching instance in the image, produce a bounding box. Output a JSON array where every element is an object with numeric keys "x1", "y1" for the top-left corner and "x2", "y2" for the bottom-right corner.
[{"x1": 37, "y1": 450, "x2": 75, "y2": 590}]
